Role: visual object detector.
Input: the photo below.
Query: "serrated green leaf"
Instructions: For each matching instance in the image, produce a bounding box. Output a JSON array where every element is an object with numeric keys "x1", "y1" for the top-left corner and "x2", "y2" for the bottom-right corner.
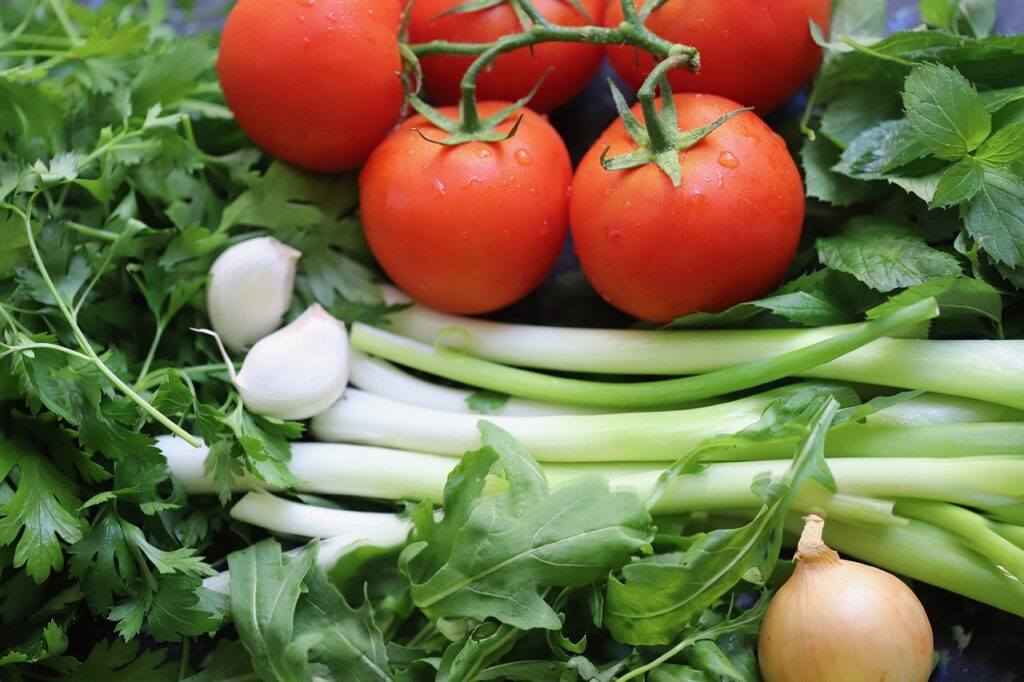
[
  {"x1": 903, "y1": 63, "x2": 991, "y2": 159},
  {"x1": 0, "y1": 433, "x2": 85, "y2": 582},
  {"x1": 817, "y1": 217, "x2": 962, "y2": 291},
  {"x1": 931, "y1": 157, "x2": 984, "y2": 207},
  {"x1": 833, "y1": 119, "x2": 930, "y2": 179},
  {"x1": 62, "y1": 639, "x2": 175, "y2": 681},
  {"x1": 801, "y1": 136, "x2": 882, "y2": 207},
  {"x1": 976, "y1": 123, "x2": 1024, "y2": 166},
  {"x1": 962, "y1": 166, "x2": 1024, "y2": 267}
]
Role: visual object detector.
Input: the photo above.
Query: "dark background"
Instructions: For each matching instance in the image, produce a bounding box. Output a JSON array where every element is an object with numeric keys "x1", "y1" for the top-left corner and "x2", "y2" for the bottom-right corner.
[{"x1": 161, "y1": 0, "x2": 1023, "y2": 678}]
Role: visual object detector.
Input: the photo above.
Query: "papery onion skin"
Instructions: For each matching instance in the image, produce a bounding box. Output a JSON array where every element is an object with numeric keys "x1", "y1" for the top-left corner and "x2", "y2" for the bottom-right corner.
[{"x1": 758, "y1": 515, "x2": 934, "y2": 682}]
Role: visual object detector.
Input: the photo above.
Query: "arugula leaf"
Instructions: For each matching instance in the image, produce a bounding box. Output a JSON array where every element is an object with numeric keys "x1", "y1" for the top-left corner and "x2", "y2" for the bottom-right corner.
[
  {"x1": 436, "y1": 621, "x2": 524, "y2": 682},
  {"x1": 962, "y1": 165, "x2": 1024, "y2": 267},
  {"x1": 401, "y1": 422, "x2": 652, "y2": 631},
  {"x1": 294, "y1": 566, "x2": 393, "y2": 681},
  {"x1": 465, "y1": 390, "x2": 511, "y2": 415},
  {"x1": 817, "y1": 218, "x2": 963, "y2": 291},
  {"x1": 605, "y1": 398, "x2": 838, "y2": 645},
  {"x1": 903, "y1": 63, "x2": 991, "y2": 159},
  {"x1": 229, "y1": 539, "x2": 318, "y2": 682},
  {"x1": 181, "y1": 639, "x2": 256, "y2": 682}
]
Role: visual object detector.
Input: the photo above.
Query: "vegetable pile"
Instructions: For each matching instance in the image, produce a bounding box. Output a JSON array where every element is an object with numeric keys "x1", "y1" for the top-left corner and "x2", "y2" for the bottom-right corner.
[{"x1": 0, "y1": 0, "x2": 1022, "y2": 680}]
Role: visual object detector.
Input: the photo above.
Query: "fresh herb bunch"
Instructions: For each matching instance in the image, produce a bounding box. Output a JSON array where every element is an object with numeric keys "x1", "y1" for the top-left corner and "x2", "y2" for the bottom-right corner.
[{"x1": 0, "y1": 0, "x2": 383, "y2": 673}]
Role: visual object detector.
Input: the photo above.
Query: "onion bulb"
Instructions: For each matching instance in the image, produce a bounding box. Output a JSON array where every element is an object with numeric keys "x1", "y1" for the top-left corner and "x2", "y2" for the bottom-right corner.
[{"x1": 758, "y1": 515, "x2": 934, "y2": 682}]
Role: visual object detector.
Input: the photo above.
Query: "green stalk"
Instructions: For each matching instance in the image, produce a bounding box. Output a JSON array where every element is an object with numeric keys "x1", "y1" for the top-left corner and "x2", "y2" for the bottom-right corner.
[
  {"x1": 312, "y1": 386, "x2": 1023, "y2": 464},
  {"x1": 162, "y1": 436, "x2": 1023, "y2": 522},
  {"x1": 782, "y1": 514, "x2": 1024, "y2": 618},
  {"x1": 351, "y1": 299, "x2": 938, "y2": 409},
  {"x1": 383, "y1": 289, "x2": 1024, "y2": 409},
  {"x1": 894, "y1": 500, "x2": 1024, "y2": 582}
]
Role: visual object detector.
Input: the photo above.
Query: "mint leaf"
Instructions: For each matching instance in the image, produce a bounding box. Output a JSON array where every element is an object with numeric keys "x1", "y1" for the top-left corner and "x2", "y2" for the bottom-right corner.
[
  {"x1": 834, "y1": 120, "x2": 930, "y2": 179},
  {"x1": 801, "y1": 136, "x2": 882, "y2": 207},
  {"x1": 830, "y1": 0, "x2": 887, "y2": 42},
  {"x1": 605, "y1": 398, "x2": 839, "y2": 645},
  {"x1": 903, "y1": 63, "x2": 991, "y2": 159},
  {"x1": 820, "y1": 85, "x2": 901, "y2": 147},
  {"x1": 962, "y1": 166, "x2": 1024, "y2": 267},
  {"x1": 931, "y1": 158, "x2": 984, "y2": 207},
  {"x1": 401, "y1": 422, "x2": 652, "y2": 631},
  {"x1": 228, "y1": 539, "x2": 318, "y2": 682},
  {"x1": 976, "y1": 123, "x2": 1024, "y2": 166},
  {"x1": 817, "y1": 218, "x2": 963, "y2": 291}
]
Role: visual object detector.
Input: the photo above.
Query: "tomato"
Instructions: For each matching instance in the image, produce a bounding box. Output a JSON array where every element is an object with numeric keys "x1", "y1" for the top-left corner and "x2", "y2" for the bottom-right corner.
[
  {"x1": 408, "y1": 0, "x2": 605, "y2": 113},
  {"x1": 360, "y1": 103, "x2": 573, "y2": 314},
  {"x1": 569, "y1": 93, "x2": 804, "y2": 324},
  {"x1": 604, "y1": 0, "x2": 830, "y2": 114},
  {"x1": 217, "y1": 0, "x2": 404, "y2": 172}
]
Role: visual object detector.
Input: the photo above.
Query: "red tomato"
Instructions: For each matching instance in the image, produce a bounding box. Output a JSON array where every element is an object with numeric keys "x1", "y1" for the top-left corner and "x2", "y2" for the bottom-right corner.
[
  {"x1": 217, "y1": 0, "x2": 404, "y2": 172},
  {"x1": 408, "y1": 0, "x2": 605, "y2": 113},
  {"x1": 360, "y1": 103, "x2": 573, "y2": 314},
  {"x1": 570, "y1": 93, "x2": 804, "y2": 323},
  {"x1": 604, "y1": 0, "x2": 830, "y2": 114}
]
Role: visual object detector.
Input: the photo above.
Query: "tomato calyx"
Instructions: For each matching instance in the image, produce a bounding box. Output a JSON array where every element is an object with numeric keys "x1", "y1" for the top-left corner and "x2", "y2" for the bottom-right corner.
[
  {"x1": 601, "y1": 52, "x2": 752, "y2": 187},
  {"x1": 405, "y1": 71, "x2": 550, "y2": 144}
]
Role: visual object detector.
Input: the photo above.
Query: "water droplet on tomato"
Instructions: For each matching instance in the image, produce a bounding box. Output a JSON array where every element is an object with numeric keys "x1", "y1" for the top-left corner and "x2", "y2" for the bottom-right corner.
[
  {"x1": 326, "y1": 10, "x2": 338, "y2": 21},
  {"x1": 476, "y1": 147, "x2": 492, "y2": 159},
  {"x1": 717, "y1": 151, "x2": 739, "y2": 168},
  {"x1": 295, "y1": 0, "x2": 314, "y2": 6},
  {"x1": 623, "y1": 200, "x2": 633, "y2": 211},
  {"x1": 603, "y1": 186, "x2": 613, "y2": 197},
  {"x1": 605, "y1": 225, "x2": 624, "y2": 244},
  {"x1": 514, "y1": 149, "x2": 532, "y2": 166},
  {"x1": 299, "y1": 13, "x2": 306, "y2": 21},
  {"x1": 433, "y1": 179, "x2": 447, "y2": 197},
  {"x1": 303, "y1": 35, "x2": 310, "y2": 45},
  {"x1": 503, "y1": 228, "x2": 513, "y2": 240},
  {"x1": 465, "y1": 177, "x2": 483, "y2": 190}
]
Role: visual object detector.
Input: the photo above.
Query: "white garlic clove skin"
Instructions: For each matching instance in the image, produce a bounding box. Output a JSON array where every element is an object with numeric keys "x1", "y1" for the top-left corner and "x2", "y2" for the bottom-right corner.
[
  {"x1": 235, "y1": 304, "x2": 350, "y2": 420},
  {"x1": 207, "y1": 236, "x2": 302, "y2": 352}
]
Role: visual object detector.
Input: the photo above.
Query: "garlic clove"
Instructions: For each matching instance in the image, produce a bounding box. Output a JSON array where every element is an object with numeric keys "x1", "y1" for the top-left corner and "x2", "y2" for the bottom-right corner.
[
  {"x1": 207, "y1": 236, "x2": 302, "y2": 352},
  {"x1": 235, "y1": 304, "x2": 350, "y2": 420}
]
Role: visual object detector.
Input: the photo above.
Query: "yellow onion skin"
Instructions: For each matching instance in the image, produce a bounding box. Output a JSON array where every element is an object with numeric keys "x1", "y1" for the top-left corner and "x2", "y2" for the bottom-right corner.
[{"x1": 758, "y1": 516, "x2": 934, "y2": 682}]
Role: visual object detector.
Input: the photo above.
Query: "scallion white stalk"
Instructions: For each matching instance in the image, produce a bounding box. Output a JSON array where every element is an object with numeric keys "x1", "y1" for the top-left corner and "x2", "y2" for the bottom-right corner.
[
  {"x1": 382, "y1": 287, "x2": 1024, "y2": 409},
  {"x1": 351, "y1": 298, "x2": 940, "y2": 409},
  {"x1": 159, "y1": 437, "x2": 1024, "y2": 519},
  {"x1": 309, "y1": 389, "x2": 1024, "y2": 462},
  {"x1": 230, "y1": 491, "x2": 412, "y2": 540},
  {"x1": 310, "y1": 386, "x2": 808, "y2": 462}
]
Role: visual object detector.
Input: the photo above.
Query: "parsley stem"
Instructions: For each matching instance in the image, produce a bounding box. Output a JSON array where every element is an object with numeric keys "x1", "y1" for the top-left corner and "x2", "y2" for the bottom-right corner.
[
  {"x1": 46, "y1": 0, "x2": 80, "y2": 42},
  {"x1": 134, "y1": 322, "x2": 167, "y2": 390},
  {"x1": 0, "y1": 342, "x2": 91, "y2": 363},
  {"x1": 7, "y1": 201, "x2": 201, "y2": 447}
]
